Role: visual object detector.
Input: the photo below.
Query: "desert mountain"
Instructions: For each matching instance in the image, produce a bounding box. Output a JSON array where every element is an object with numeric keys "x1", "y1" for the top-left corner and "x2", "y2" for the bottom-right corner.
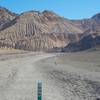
[
  {"x1": 0, "y1": 7, "x2": 100, "y2": 51},
  {"x1": 62, "y1": 33, "x2": 100, "y2": 52},
  {"x1": 0, "y1": 8, "x2": 82, "y2": 51},
  {"x1": 71, "y1": 13, "x2": 100, "y2": 34},
  {"x1": 0, "y1": 6, "x2": 17, "y2": 30}
]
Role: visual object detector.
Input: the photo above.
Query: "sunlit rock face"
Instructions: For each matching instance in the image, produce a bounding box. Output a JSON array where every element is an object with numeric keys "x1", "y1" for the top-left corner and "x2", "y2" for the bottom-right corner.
[
  {"x1": 0, "y1": 6, "x2": 17, "y2": 30},
  {"x1": 62, "y1": 33, "x2": 100, "y2": 52},
  {"x1": 0, "y1": 7, "x2": 100, "y2": 51},
  {"x1": 0, "y1": 8, "x2": 82, "y2": 51},
  {"x1": 71, "y1": 13, "x2": 100, "y2": 34}
]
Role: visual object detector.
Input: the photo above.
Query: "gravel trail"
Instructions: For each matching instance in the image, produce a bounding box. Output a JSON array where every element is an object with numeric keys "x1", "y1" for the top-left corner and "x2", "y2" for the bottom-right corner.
[{"x1": 0, "y1": 52, "x2": 100, "y2": 100}]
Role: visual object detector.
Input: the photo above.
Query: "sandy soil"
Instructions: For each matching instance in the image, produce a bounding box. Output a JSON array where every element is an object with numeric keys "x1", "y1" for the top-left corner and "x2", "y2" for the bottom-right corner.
[
  {"x1": 0, "y1": 52, "x2": 55, "y2": 100},
  {"x1": 0, "y1": 48, "x2": 27, "y2": 55},
  {"x1": 36, "y1": 51, "x2": 100, "y2": 100},
  {"x1": 0, "y1": 51, "x2": 100, "y2": 100}
]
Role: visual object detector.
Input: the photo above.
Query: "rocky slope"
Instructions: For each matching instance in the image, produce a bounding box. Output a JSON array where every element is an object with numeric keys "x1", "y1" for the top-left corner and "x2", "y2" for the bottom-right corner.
[
  {"x1": 0, "y1": 8, "x2": 82, "y2": 51},
  {"x1": 62, "y1": 33, "x2": 100, "y2": 52},
  {"x1": 0, "y1": 7, "x2": 100, "y2": 51},
  {"x1": 71, "y1": 13, "x2": 100, "y2": 34},
  {"x1": 61, "y1": 13, "x2": 100, "y2": 52},
  {"x1": 0, "y1": 6, "x2": 17, "y2": 30}
]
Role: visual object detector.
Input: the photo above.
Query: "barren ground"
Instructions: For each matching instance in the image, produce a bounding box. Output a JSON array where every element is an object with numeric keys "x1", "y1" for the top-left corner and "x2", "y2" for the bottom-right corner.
[{"x1": 0, "y1": 50, "x2": 100, "y2": 100}]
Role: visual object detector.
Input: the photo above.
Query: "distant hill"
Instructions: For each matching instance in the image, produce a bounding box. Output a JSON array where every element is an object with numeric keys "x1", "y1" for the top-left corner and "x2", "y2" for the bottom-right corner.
[
  {"x1": 0, "y1": 7, "x2": 100, "y2": 51},
  {"x1": 0, "y1": 6, "x2": 17, "y2": 30},
  {"x1": 0, "y1": 7, "x2": 82, "y2": 51},
  {"x1": 62, "y1": 34, "x2": 100, "y2": 52},
  {"x1": 71, "y1": 13, "x2": 100, "y2": 34}
]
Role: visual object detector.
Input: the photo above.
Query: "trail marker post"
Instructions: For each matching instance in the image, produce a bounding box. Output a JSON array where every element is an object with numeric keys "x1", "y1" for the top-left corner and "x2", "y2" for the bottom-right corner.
[{"x1": 37, "y1": 82, "x2": 42, "y2": 100}]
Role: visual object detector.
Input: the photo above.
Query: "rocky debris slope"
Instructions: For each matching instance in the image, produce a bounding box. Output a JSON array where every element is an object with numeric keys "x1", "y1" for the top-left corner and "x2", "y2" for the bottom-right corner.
[
  {"x1": 62, "y1": 33, "x2": 100, "y2": 52},
  {"x1": 0, "y1": 6, "x2": 17, "y2": 30},
  {"x1": 0, "y1": 7, "x2": 100, "y2": 51},
  {"x1": 35, "y1": 53, "x2": 100, "y2": 100},
  {"x1": 71, "y1": 13, "x2": 100, "y2": 34},
  {"x1": 0, "y1": 8, "x2": 82, "y2": 51}
]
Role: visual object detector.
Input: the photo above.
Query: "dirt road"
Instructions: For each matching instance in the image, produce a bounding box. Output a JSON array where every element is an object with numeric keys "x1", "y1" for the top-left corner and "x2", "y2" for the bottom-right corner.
[
  {"x1": 0, "y1": 52, "x2": 100, "y2": 100},
  {"x1": 0, "y1": 53, "x2": 56, "y2": 100}
]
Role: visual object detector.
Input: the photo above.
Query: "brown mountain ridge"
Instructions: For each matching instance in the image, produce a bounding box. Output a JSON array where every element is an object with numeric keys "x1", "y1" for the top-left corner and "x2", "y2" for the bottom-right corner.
[{"x1": 0, "y1": 7, "x2": 100, "y2": 51}]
